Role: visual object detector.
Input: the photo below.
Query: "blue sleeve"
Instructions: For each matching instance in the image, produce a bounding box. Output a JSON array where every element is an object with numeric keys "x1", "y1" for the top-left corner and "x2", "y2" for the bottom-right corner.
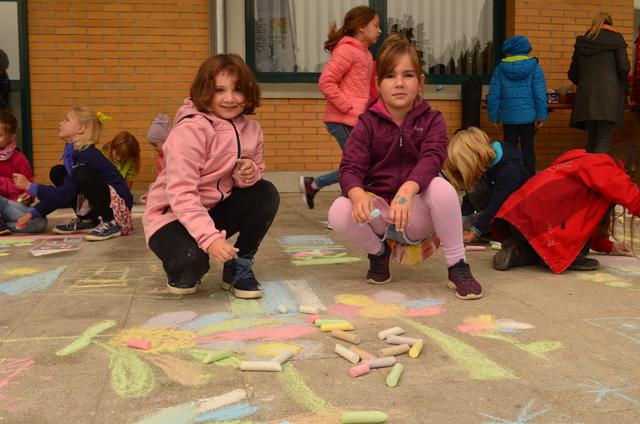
[
  {"x1": 532, "y1": 64, "x2": 548, "y2": 121},
  {"x1": 473, "y1": 163, "x2": 523, "y2": 234},
  {"x1": 34, "y1": 174, "x2": 78, "y2": 217},
  {"x1": 461, "y1": 194, "x2": 475, "y2": 216},
  {"x1": 487, "y1": 67, "x2": 502, "y2": 123}
]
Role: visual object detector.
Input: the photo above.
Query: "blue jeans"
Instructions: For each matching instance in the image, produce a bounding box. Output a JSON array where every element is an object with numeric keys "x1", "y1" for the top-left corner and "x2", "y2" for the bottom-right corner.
[
  {"x1": 315, "y1": 122, "x2": 353, "y2": 189},
  {"x1": 0, "y1": 195, "x2": 48, "y2": 233}
]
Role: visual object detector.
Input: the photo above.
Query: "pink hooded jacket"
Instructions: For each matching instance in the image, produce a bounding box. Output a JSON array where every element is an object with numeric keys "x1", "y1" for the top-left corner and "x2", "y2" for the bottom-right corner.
[
  {"x1": 142, "y1": 99, "x2": 265, "y2": 252},
  {"x1": 319, "y1": 36, "x2": 374, "y2": 127}
]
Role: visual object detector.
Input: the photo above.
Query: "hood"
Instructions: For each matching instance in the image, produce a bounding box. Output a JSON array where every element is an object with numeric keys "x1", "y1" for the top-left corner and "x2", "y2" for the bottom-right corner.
[
  {"x1": 500, "y1": 57, "x2": 538, "y2": 80},
  {"x1": 493, "y1": 141, "x2": 523, "y2": 167},
  {"x1": 335, "y1": 35, "x2": 369, "y2": 52},
  {"x1": 574, "y1": 30, "x2": 627, "y2": 56},
  {"x1": 502, "y1": 35, "x2": 532, "y2": 55}
]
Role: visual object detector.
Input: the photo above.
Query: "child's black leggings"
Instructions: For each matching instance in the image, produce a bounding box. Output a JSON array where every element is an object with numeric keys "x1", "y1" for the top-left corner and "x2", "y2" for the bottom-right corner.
[
  {"x1": 148, "y1": 180, "x2": 280, "y2": 286},
  {"x1": 49, "y1": 164, "x2": 114, "y2": 221}
]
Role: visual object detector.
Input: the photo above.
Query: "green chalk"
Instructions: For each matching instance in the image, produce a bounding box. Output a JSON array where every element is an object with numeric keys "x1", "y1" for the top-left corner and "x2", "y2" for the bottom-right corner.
[
  {"x1": 314, "y1": 319, "x2": 350, "y2": 327},
  {"x1": 490, "y1": 241, "x2": 502, "y2": 250},
  {"x1": 341, "y1": 411, "x2": 388, "y2": 423},
  {"x1": 203, "y1": 349, "x2": 233, "y2": 364},
  {"x1": 385, "y1": 363, "x2": 404, "y2": 388}
]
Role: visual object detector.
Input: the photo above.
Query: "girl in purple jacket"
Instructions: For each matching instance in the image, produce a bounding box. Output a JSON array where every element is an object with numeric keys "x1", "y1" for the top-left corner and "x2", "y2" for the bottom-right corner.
[{"x1": 328, "y1": 34, "x2": 483, "y2": 300}]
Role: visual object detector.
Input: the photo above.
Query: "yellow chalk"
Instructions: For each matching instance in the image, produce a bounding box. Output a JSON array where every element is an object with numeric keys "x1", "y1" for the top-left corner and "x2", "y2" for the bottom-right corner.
[
  {"x1": 321, "y1": 322, "x2": 354, "y2": 332},
  {"x1": 409, "y1": 339, "x2": 424, "y2": 358}
]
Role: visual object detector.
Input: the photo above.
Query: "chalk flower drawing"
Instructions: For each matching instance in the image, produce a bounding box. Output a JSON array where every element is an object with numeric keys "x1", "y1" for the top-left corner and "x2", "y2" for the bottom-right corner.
[{"x1": 327, "y1": 290, "x2": 446, "y2": 318}]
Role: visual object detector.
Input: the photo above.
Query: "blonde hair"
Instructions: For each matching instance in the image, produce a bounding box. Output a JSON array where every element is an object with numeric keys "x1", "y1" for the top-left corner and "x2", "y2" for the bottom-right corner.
[
  {"x1": 585, "y1": 12, "x2": 612, "y2": 40},
  {"x1": 70, "y1": 106, "x2": 103, "y2": 150},
  {"x1": 444, "y1": 127, "x2": 495, "y2": 191}
]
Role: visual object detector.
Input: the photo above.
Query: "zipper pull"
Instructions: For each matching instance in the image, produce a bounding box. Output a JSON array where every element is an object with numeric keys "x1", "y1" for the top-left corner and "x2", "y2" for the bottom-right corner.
[{"x1": 399, "y1": 133, "x2": 403, "y2": 147}]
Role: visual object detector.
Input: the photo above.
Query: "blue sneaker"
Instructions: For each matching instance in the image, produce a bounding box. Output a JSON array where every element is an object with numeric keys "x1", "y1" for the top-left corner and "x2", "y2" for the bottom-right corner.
[
  {"x1": 85, "y1": 220, "x2": 121, "y2": 241},
  {"x1": 53, "y1": 217, "x2": 96, "y2": 234},
  {"x1": 221, "y1": 256, "x2": 263, "y2": 299}
]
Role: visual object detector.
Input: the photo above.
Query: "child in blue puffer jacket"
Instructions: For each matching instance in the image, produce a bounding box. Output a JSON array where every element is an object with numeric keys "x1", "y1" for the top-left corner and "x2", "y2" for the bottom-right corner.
[{"x1": 487, "y1": 35, "x2": 547, "y2": 175}]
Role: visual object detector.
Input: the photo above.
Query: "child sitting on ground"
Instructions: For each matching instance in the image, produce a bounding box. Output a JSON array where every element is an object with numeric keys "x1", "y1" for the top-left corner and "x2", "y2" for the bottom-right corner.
[
  {"x1": 0, "y1": 110, "x2": 47, "y2": 234},
  {"x1": 327, "y1": 34, "x2": 483, "y2": 300},
  {"x1": 444, "y1": 127, "x2": 530, "y2": 244},
  {"x1": 101, "y1": 131, "x2": 141, "y2": 190},
  {"x1": 12, "y1": 107, "x2": 133, "y2": 241}
]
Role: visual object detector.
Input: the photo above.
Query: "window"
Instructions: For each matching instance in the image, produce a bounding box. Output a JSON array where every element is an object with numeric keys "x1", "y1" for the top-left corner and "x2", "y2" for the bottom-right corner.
[{"x1": 245, "y1": 0, "x2": 504, "y2": 84}]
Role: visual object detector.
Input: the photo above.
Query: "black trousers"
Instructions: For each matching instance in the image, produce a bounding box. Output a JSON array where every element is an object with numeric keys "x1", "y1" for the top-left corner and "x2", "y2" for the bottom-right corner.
[
  {"x1": 585, "y1": 120, "x2": 615, "y2": 153},
  {"x1": 503, "y1": 122, "x2": 536, "y2": 175},
  {"x1": 50, "y1": 164, "x2": 114, "y2": 221},
  {"x1": 148, "y1": 180, "x2": 280, "y2": 286}
]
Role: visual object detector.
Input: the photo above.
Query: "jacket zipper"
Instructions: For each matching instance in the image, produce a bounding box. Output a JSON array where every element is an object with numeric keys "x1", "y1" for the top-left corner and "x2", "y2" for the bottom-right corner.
[{"x1": 398, "y1": 129, "x2": 404, "y2": 190}]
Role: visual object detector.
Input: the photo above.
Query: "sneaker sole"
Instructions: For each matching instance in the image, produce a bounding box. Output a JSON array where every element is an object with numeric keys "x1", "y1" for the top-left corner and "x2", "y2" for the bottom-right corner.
[
  {"x1": 85, "y1": 231, "x2": 122, "y2": 242},
  {"x1": 221, "y1": 282, "x2": 263, "y2": 299},
  {"x1": 0, "y1": 229, "x2": 12, "y2": 235},
  {"x1": 298, "y1": 176, "x2": 313, "y2": 209},
  {"x1": 166, "y1": 282, "x2": 197, "y2": 295},
  {"x1": 53, "y1": 227, "x2": 94, "y2": 235},
  {"x1": 366, "y1": 276, "x2": 392, "y2": 285},
  {"x1": 447, "y1": 281, "x2": 483, "y2": 300}
]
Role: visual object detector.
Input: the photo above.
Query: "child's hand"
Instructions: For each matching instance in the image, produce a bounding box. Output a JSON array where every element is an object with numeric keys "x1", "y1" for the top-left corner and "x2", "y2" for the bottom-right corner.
[
  {"x1": 463, "y1": 230, "x2": 478, "y2": 243},
  {"x1": 16, "y1": 213, "x2": 32, "y2": 230},
  {"x1": 16, "y1": 193, "x2": 32, "y2": 206},
  {"x1": 350, "y1": 192, "x2": 372, "y2": 224},
  {"x1": 235, "y1": 159, "x2": 256, "y2": 184},
  {"x1": 389, "y1": 192, "x2": 413, "y2": 231},
  {"x1": 535, "y1": 120, "x2": 544, "y2": 129},
  {"x1": 12, "y1": 173, "x2": 31, "y2": 191},
  {"x1": 207, "y1": 238, "x2": 239, "y2": 263},
  {"x1": 610, "y1": 241, "x2": 633, "y2": 256}
]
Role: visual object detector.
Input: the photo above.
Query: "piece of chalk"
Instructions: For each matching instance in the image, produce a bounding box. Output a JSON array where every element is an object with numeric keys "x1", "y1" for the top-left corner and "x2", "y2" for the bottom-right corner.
[
  {"x1": 370, "y1": 208, "x2": 381, "y2": 218},
  {"x1": 409, "y1": 339, "x2": 424, "y2": 359},
  {"x1": 465, "y1": 245, "x2": 487, "y2": 251},
  {"x1": 203, "y1": 349, "x2": 233, "y2": 364},
  {"x1": 349, "y1": 363, "x2": 370, "y2": 378},
  {"x1": 314, "y1": 319, "x2": 350, "y2": 327},
  {"x1": 363, "y1": 356, "x2": 396, "y2": 369},
  {"x1": 127, "y1": 339, "x2": 152, "y2": 350},
  {"x1": 299, "y1": 305, "x2": 319, "y2": 315},
  {"x1": 331, "y1": 330, "x2": 361, "y2": 344},
  {"x1": 335, "y1": 344, "x2": 360, "y2": 364},
  {"x1": 306, "y1": 315, "x2": 320, "y2": 324},
  {"x1": 377, "y1": 327, "x2": 404, "y2": 340},
  {"x1": 278, "y1": 304, "x2": 288, "y2": 314},
  {"x1": 385, "y1": 335, "x2": 421, "y2": 346},
  {"x1": 271, "y1": 349, "x2": 295, "y2": 364},
  {"x1": 378, "y1": 344, "x2": 410, "y2": 357},
  {"x1": 321, "y1": 322, "x2": 354, "y2": 332},
  {"x1": 349, "y1": 346, "x2": 377, "y2": 360},
  {"x1": 341, "y1": 411, "x2": 389, "y2": 423},
  {"x1": 385, "y1": 363, "x2": 404, "y2": 388},
  {"x1": 491, "y1": 241, "x2": 502, "y2": 250},
  {"x1": 239, "y1": 361, "x2": 282, "y2": 372}
]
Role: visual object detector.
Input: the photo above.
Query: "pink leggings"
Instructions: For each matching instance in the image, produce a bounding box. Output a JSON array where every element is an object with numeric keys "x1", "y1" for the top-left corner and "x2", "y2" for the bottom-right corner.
[{"x1": 328, "y1": 177, "x2": 465, "y2": 267}]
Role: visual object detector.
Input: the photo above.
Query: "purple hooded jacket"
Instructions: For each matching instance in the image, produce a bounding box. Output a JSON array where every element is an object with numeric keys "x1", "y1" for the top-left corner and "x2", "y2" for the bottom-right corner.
[{"x1": 339, "y1": 98, "x2": 448, "y2": 202}]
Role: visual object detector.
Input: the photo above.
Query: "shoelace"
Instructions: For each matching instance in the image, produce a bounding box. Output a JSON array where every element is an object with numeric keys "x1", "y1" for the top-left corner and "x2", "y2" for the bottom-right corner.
[
  {"x1": 93, "y1": 220, "x2": 112, "y2": 233},
  {"x1": 230, "y1": 257, "x2": 255, "y2": 285},
  {"x1": 67, "y1": 217, "x2": 82, "y2": 229}
]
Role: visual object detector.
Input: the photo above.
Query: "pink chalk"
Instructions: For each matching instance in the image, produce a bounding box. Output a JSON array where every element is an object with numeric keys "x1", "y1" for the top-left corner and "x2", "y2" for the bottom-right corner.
[
  {"x1": 349, "y1": 363, "x2": 370, "y2": 378},
  {"x1": 127, "y1": 339, "x2": 152, "y2": 350},
  {"x1": 306, "y1": 315, "x2": 320, "y2": 324},
  {"x1": 465, "y1": 245, "x2": 487, "y2": 251}
]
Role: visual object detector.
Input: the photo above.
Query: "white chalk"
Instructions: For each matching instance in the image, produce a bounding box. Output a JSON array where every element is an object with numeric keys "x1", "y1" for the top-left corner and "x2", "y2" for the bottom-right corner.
[
  {"x1": 465, "y1": 245, "x2": 486, "y2": 251},
  {"x1": 239, "y1": 361, "x2": 282, "y2": 372},
  {"x1": 278, "y1": 304, "x2": 287, "y2": 314},
  {"x1": 271, "y1": 349, "x2": 295, "y2": 364},
  {"x1": 331, "y1": 330, "x2": 361, "y2": 344},
  {"x1": 363, "y1": 356, "x2": 396, "y2": 369},
  {"x1": 377, "y1": 327, "x2": 404, "y2": 340},
  {"x1": 349, "y1": 346, "x2": 377, "y2": 360},
  {"x1": 299, "y1": 305, "x2": 320, "y2": 315},
  {"x1": 335, "y1": 344, "x2": 360, "y2": 364},
  {"x1": 378, "y1": 344, "x2": 410, "y2": 357},
  {"x1": 385, "y1": 335, "x2": 421, "y2": 346}
]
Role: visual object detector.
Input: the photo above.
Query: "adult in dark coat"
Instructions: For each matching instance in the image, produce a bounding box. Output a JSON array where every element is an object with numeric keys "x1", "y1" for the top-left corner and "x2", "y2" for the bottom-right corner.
[{"x1": 568, "y1": 12, "x2": 629, "y2": 153}]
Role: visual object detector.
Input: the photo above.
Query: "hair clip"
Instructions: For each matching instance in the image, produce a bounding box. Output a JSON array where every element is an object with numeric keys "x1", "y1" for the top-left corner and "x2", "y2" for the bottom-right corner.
[{"x1": 96, "y1": 111, "x2": 112, "y2": 123}]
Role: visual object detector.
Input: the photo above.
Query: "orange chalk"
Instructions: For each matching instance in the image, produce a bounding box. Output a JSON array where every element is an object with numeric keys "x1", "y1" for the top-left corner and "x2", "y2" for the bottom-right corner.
[
  {"x1": 127, "y1": 339, "x2": 152, "y2": 350},
  {"x1": 349, "y1": 363, "x2": 370, "y2": 378}
]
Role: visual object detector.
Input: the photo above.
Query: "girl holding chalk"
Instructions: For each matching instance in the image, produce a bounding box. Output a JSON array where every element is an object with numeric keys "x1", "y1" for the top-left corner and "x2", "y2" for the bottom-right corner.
[{"x1": 328, "y1": 34, "x2": 483, "y2": 299}]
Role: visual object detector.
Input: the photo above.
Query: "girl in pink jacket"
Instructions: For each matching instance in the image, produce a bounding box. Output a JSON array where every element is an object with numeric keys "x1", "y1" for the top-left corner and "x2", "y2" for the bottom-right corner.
[
  {"x1": 142, "y1": 54, "x2": 280, "y2": 299},
  {"x1": 299, "y1": 5, "x2": 380, "y2": 209}
]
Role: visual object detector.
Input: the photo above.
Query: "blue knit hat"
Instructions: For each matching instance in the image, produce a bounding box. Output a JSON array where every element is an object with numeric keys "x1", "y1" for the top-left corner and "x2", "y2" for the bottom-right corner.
[{"x1": 502, "y1": 35, "x2": 532, "y2": 55}]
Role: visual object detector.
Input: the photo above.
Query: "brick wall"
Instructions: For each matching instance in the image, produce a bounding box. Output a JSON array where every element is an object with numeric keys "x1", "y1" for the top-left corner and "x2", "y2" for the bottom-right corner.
[{"x1": 28, "y1": 0, "x2": 210, "y2": 188}]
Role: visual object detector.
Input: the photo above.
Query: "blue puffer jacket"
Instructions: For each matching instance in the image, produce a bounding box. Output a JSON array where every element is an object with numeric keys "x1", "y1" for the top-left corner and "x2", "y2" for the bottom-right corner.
[{"x1": 487, "y1": 57, "x2": 548, "y2": 125}]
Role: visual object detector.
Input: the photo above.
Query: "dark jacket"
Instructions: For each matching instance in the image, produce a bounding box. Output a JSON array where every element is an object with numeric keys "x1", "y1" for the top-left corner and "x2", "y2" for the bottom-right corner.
[
  {"x1": 339, "y1": 98, "x2": 448, "y2": 203},
  {"x1": 568, "y1": 29, "x2": 630, "y2": 129},
  {"x1": 462, "y1": 141, "x2": 529, "y2": 234},
  {"x1": 491, "y1": 150, "x2": 640, "y2": 274},
  {"x1": 31, "y1": 145, "x2": 132, "y2": 217}
]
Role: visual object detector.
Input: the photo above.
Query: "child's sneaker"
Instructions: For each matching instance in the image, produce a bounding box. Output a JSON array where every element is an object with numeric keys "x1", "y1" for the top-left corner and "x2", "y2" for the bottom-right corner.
[
  {"x1": 447, "y1": 260, "x2": 483, "y2": 300},
  {"x1": 299, "y1": 176, "x2": 319, "y2": 209},
  {"x1": 85, "y1": 220, "x2": 121, "y2": 241},
  {"x1": 53, "y1": 217, "x2": 96, "y2": 234},
  {"x1": 166, "y1": 279, "x2": 200, "y2": 295},
  {"x1": 221, "y1": 256, "x2": 263, "y2": 299},
  {"x1": 0, "y1": 218, "x2": 11, "y2": 235},
  {"x1": 492, "y1": 236, "x2": 536, "y2": 271},
  {"x1": 567, "y1": 255, "x2": 599, "y2": 271},
  {"x1": 367, "y1": 242, "x2": 392, "y2": 284}
]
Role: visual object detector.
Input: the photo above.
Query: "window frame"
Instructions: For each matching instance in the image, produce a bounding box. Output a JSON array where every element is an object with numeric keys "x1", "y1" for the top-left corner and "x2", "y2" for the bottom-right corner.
[{"x1": 244, "y1": 0, "x2": 504, "y2": 85}]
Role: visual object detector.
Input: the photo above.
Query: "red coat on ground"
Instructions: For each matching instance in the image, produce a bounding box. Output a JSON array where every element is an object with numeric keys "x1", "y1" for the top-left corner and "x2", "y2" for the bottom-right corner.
[
  {"x1": 0, "y1": 149, "x2": 32, "y2": 201},
  {"x1": 490, "y1": 150, "x2": 640, "y2": 274}
]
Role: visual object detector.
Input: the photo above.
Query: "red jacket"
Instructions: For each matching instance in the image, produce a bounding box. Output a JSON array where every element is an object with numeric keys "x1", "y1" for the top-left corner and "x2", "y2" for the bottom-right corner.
[
  {"x1": 0, "y1": 149, "x2": 32, "y2": 201},
  {"x1": 490, "y1": 150, "x2": 640, "y2": 274}
]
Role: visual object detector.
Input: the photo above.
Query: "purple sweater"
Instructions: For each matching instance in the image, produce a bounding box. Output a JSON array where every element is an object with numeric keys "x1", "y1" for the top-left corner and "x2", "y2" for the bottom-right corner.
[{"x1": 339, "y1": 98, "x2": 448, "y2": 203}]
